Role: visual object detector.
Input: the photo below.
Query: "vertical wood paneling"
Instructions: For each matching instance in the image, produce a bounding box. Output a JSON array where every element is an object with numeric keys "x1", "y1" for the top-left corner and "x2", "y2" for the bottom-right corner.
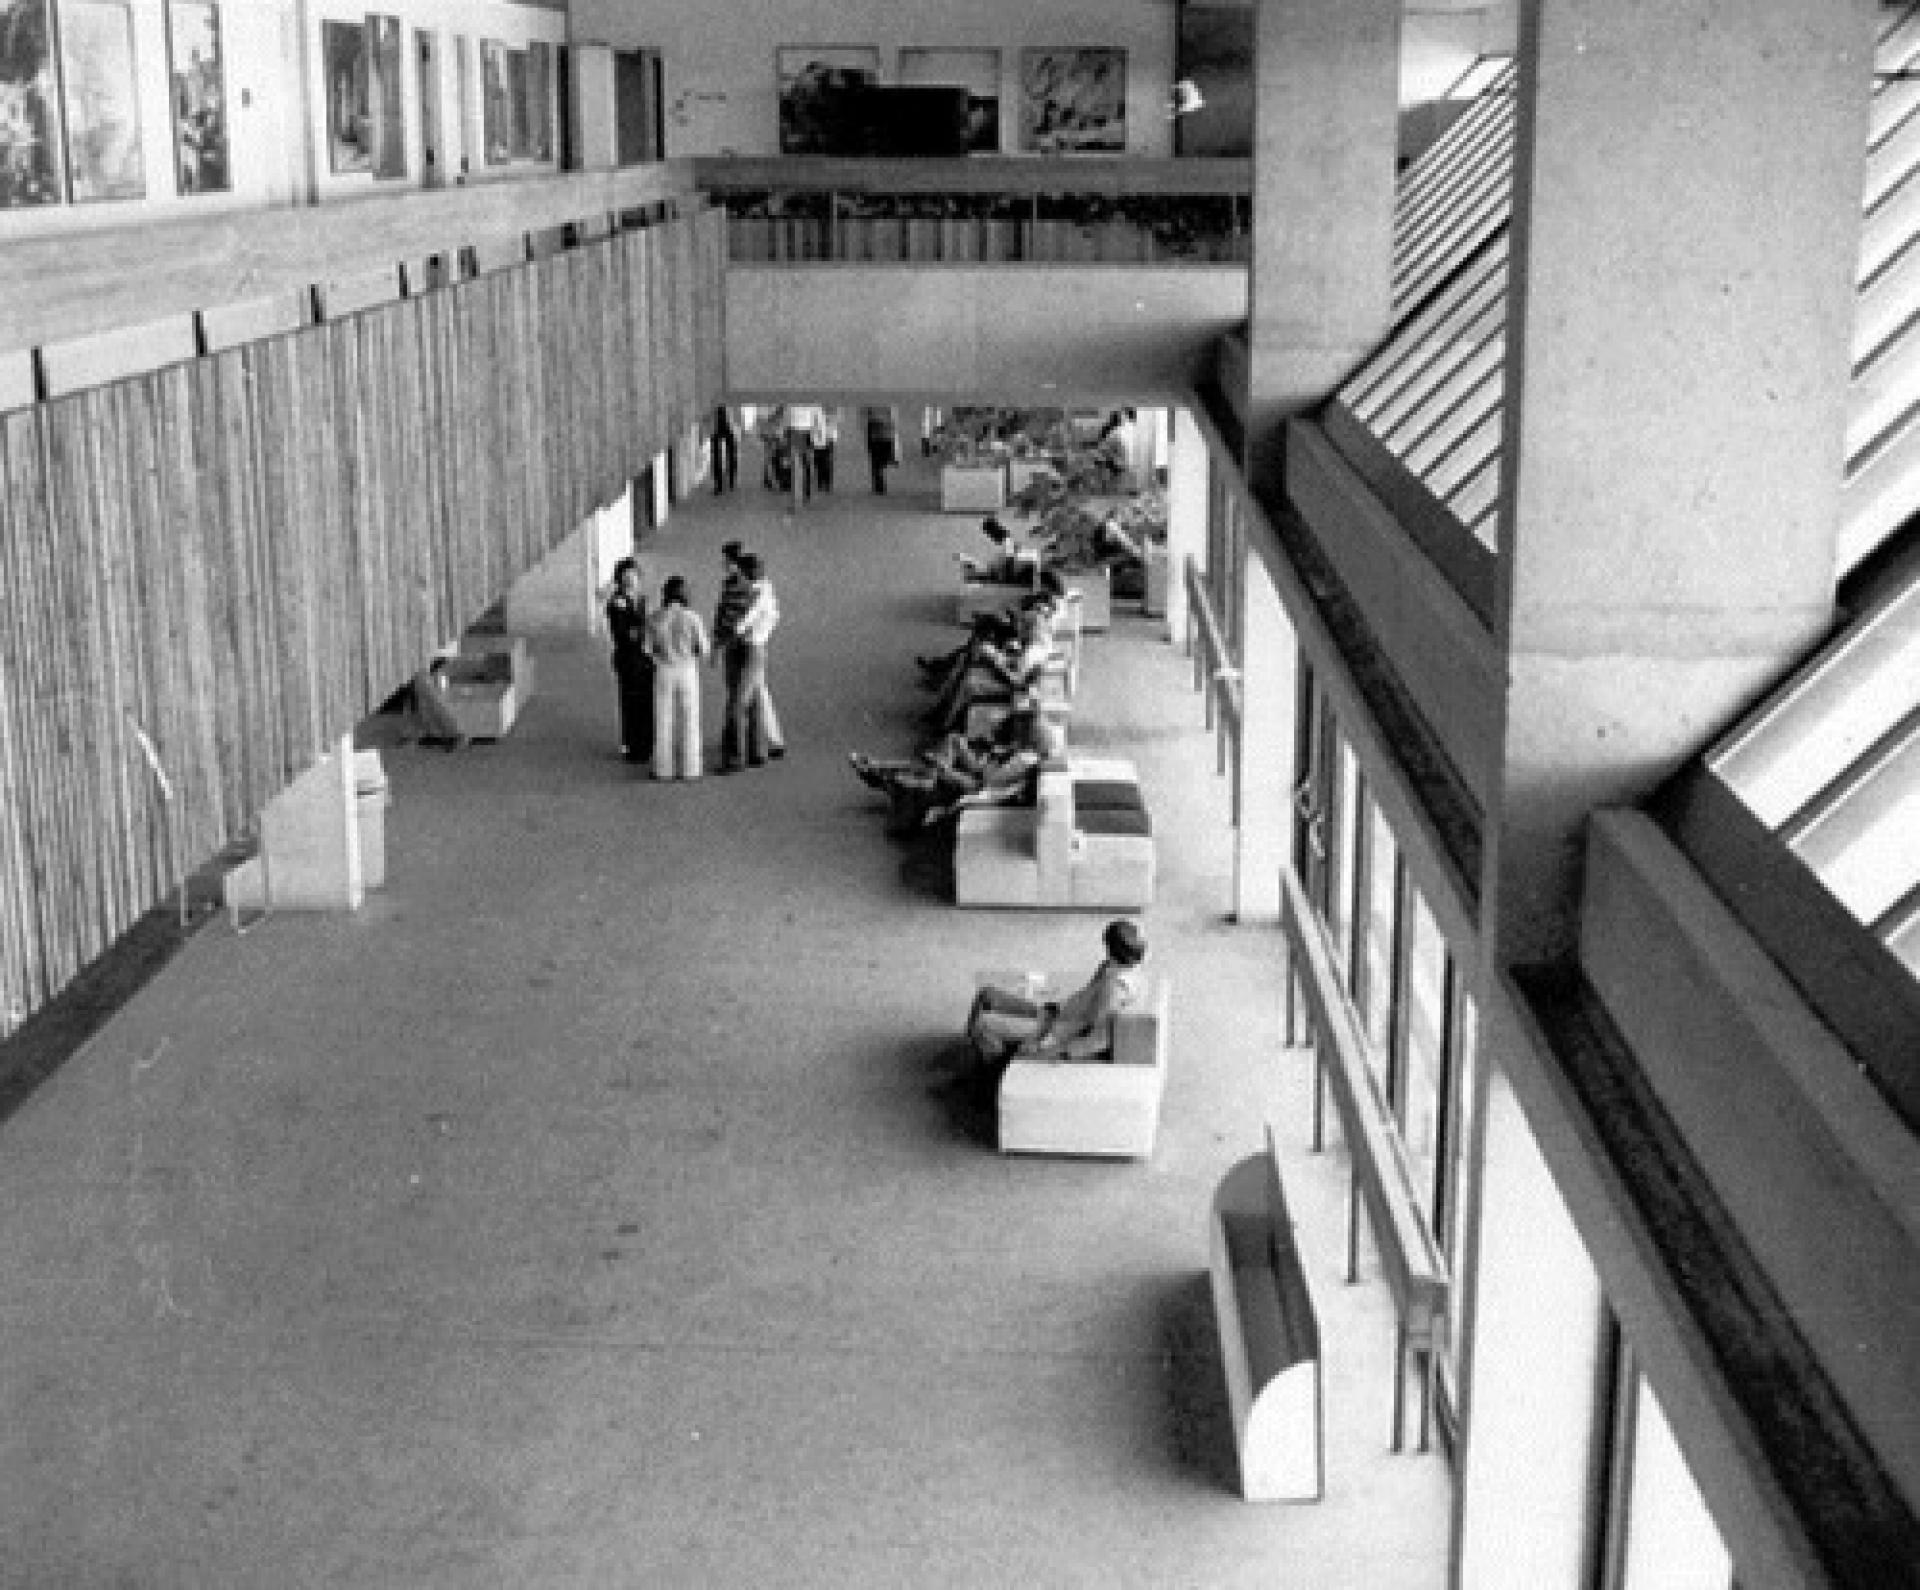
[{"x1": 0, "y1": 212, "x2": 723, "y2": 1033}]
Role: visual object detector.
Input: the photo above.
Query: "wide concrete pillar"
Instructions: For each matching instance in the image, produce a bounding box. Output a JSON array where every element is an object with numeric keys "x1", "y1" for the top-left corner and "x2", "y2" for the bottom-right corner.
[
  {"x1": 1452, "y1": 1036, "x2": 1606, "y2": 1589},
  {"x1": 1244, "y1": 0, "x2": 1400, "y2": 493},
  {"x1": 569, "y1": 44, "x2": 619, "y2": 173},
  {"x1": 1234, "y1": 558, "x2": 1295, "y2": 924},
  {"x1": 1166, "y1": 406, "x2": 1209, "y2": 646},
  {"x1": 1459, "y1": 7, "x2": 1875, "y2": 1582},
  {"x1": 1486, "y1": 0, "x2": 1870, "y2": 964}
]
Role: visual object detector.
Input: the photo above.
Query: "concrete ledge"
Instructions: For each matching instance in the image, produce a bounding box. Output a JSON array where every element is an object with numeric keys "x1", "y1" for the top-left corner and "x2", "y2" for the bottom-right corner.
[
  {"x1": 1285, "y1": 422, "x2": 1501, "y2": 811},
  {"x1": 1580, "y1": 810, "x2": 1920, "y2": 1519}
]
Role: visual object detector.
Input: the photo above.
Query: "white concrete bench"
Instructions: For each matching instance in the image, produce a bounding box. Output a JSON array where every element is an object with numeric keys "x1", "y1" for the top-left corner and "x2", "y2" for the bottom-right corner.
[
  {"x1": 954, "y1": 756, "x2": 1154, "y2": 910},
  {"x1": 997, "y1": 977, "x2": 1171, "y2": 1158},
  {"x1": 1209, "y1": 1124, "x2": 1324, "y2": 1501}
]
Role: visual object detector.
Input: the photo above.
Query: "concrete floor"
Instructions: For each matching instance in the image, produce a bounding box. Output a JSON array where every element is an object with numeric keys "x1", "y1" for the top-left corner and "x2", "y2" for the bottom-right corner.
[{"x1": 0, "y1": 457, "x2": 1451, "y2": 1586}]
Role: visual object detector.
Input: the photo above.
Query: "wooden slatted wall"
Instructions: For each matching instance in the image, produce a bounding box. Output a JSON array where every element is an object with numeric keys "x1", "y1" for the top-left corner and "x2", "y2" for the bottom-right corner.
[{"x1": 0, "y1": 206, "x2": 724, "y2": 1035}]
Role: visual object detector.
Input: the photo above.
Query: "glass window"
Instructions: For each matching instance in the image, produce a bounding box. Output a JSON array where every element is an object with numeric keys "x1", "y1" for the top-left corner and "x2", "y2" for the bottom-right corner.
[
  {"x1": 1618, "y1": 1371, "x2": 1735, "y2": 1590},
  {"x1": 1402, "y1": 888, "x2": 1447, "y2": 1220},
  {"x1": 1362, "y1": 802, "x2": 1399, "y2": 1072},
  {"x1": 1331, "y1": 742, "x2": 1361, "y2": 979},
  {"x1": 1441, "y1": 989, "x2": 1478, "y2": 1393}
]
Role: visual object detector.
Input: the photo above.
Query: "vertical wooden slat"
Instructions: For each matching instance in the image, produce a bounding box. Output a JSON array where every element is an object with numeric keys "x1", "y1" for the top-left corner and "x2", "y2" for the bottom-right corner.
[{"x1": 1, "y1": 211, "x2": 720, "y2": 1030}]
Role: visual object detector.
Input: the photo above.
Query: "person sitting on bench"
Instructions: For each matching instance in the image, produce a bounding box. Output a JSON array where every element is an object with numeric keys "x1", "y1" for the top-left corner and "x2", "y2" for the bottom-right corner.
[
  {"x1": 850, "y1": 709, "x2": 1060, "y2": 834},
  {"x1": 924, "y1": 602, "x2": 1061, "y2": 736},
  {"x1": 918, "y1": 574, "x2": 1068, "y2": 694},
  {"x1": 965, "y1": 919, "x2": 1149, "y2": 1068}
]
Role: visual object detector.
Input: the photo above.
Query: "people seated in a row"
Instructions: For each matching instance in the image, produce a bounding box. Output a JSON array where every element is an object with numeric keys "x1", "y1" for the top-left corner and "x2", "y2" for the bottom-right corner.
[
  {"x1": 965, "y1": 918, "x2": 1149, "y2": 1070},
  {"x1": 849, "y1": 704, "x2": 1062, "y2": 835},
  {"x1": 921, "y1": 579, "x2": 1072, "y2": 736}
]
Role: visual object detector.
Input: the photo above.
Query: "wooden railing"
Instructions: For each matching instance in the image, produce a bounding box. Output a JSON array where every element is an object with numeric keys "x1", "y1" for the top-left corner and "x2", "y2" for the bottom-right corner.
[
  {"x1": 0, "y1": 209, "x2": 724, "y2": 1038},
  {"x1": 2, "y1": 162, "x2": 702, "y2": 370}
]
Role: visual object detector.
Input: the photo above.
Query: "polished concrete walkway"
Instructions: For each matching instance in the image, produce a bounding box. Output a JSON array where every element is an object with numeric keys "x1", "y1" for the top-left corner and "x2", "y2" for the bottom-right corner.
[{"x1": 0, "y1": 457, "x2": 1450, "y2": 1586}]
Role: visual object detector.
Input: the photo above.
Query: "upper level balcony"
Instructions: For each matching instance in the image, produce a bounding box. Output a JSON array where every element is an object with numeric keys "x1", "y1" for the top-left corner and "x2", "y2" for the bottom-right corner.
[{"x1": 1, "y1": 157, "x2": 1252, "y2": 413}]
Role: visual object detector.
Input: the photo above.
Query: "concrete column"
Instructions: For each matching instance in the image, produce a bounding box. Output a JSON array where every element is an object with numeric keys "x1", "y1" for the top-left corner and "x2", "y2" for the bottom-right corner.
[
  {"x1": 1245, "y1": 0, "x2": 1400, "y2": 493},
  {"x1": 1487, "y1": 0, "x2": 1870, "y2": 965},
  {"x1": 569, "y1": 44, "x2": 619, "y2": 173},
  {"x1": 1452, "y1": 1027, "x2": 1606, "y2": 1589},
  {"x1": 1458, "y1": 8, "x2": 1875, "y2": 1581},
  {"x1": 1234, "y1": 558, "x2": 1295, "y2": 924},
  {"x1": 1166, "y1": 406, "x2": 1210, "y2": 647}
]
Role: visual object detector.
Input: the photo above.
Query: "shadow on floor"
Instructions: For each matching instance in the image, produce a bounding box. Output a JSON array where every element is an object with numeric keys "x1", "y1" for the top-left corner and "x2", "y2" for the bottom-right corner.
[
  {"x1": 1160, "y1": 1270, "x2": 1240, "y2": 1497},
  {"x1": 893, "y1": 1031, "x2": 1000, "y2": 1150}
]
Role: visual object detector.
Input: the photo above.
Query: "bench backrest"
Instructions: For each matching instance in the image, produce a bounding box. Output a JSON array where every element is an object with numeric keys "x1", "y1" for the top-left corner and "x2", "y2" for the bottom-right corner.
[{"x1": 1111, "y1": 976, "x2": 1169, "y2": 1068}]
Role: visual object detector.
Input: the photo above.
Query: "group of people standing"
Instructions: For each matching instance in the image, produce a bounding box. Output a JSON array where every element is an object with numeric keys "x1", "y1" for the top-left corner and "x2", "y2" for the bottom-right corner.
[{"x1": 606, "y1": 541, "x2": 786, "y2": 781}]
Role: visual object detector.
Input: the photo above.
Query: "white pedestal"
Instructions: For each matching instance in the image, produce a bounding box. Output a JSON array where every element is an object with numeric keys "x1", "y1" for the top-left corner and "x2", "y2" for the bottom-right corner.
[
  {"x1": 223, "y1": 738, "x2": 371, "y2": 912},
  {"x1": 942, "y1": 463, "x2": 1008, "y2": 513}
]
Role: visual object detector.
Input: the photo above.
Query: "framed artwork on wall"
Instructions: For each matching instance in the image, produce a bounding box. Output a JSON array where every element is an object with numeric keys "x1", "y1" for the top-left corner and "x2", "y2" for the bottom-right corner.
[
  {"x1": 1019, "y1": 46, "x2": 1126, "y2": 155},
  {"x1": 0, "y1": 0, "x2": 64, "y2": 207},
  {"x1": 165, "y1": 0, "x2": 228, "y2": 193},
  {"x1": 480, "y1": 38, "x2": 508, "y2": 164},
  {"x1": 322, "y1": 19, "x2": 370, "y2": 173},
  {"x1": 775, "y1": 44, "x2": 878, "y2": 155},
  {"x1": 898, "y1": 47, "x2": 999, "y2": 154},
  {"x1": 60, "y1": 0, "x2": 145, "y2": 200},
  {"x1": 367, "y1": 12, "x2": 404, "y2": 178},
  {"x1": 528, "y1": 41, "x2": 552, "y2": 162}
]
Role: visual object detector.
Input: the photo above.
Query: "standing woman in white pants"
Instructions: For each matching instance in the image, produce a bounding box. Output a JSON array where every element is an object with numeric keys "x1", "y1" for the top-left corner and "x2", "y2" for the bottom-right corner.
[{"x1": 645, "y1": 575, "x2": 710, "y2": 780}]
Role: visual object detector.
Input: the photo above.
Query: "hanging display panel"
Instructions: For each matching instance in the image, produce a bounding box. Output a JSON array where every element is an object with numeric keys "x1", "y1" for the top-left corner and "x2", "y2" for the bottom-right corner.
[
  {"x1": 368, "y1": 12, "x2": 403, "y2": 178},
  {"x1": 321, "y1": 18, "x2": 370, "y2": 173},
  {"x1": 60, "y1": 0, "x2": 145, "y2": 200},
  {"x1": 898, "y1": 47, "x2": 999, "y2": 154},
  {"x1": 506, "y1": 44, "x2": 527, "y2": 158},
  {"x1": 166, "y1": 0, "x2": 228, "y2": 193},
  {"x1": 1018, "y1": 46, "x2": 1126, "y2": 155},
  {"x1": 527, "y1": 40, "x2": 551, "y2": 162},
  {"x1": 775, "y1": 44, "x2": 878, "y2": 156},
  {"x1": 480, "y1": 38, "x2": 508, "y2": 164},
  {"x1": 0, "y1": 0, "x2": 62, "y2": 207}
]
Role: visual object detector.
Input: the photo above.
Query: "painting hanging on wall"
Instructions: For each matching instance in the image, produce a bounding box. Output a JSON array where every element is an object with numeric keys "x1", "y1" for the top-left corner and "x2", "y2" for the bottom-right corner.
[
  {"x1": 0, "y1": 0, "x2": 63, "y2": 207},
  {"x1": 60, "y1": 0, "x2": 145, "y2": 200},
  {"x1": 527, "y1": 40, "x2": 552, "y2": 163},
  {"x1": 322, "y1": 19, "x2": 370, "y2": 173},
  {"x1": 898, "y1": 47, "x2": 999, "y2": 154},
  {"x1": 165, "y1": 0, "x2": 228, "y2": 192},
  {"x1": 775, "y1": 45, "x2": 879, "y2": 156},
  {"x1": 480, "y1": 39, "x2": 509, "y2": 164},
  {"x1": 1019, "y1": 46, "x2": 1126, "y2": 155},
  {"x1": 368, "y1": 12, "x2": 404, "y2": 178}
]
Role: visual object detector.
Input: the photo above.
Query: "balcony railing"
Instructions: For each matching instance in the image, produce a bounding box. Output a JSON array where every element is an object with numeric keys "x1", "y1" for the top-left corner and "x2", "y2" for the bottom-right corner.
[{"x1": 694, "y1": 156, "x2": 1252, "y2": 267}]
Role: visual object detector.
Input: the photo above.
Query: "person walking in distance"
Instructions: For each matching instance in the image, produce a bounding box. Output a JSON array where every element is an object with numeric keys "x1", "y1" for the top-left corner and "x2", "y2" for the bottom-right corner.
[
  {"x1": 605, "y1": 557, "x2": 653, "y2": 763},
  {"x1": 864, "y1": 404, "x2": 899, "y2": 495},
  {"x1": 645, "y1": 575, "x2": 710, "y2": 780},
  {"x1": 811, "y1": 406, "x2": 838, "y2": 494},
  {"x1": 710, "y1": 405, "x2": 739, "y2": 494},
  {"x1": 782, "y1": 401, "x2": 821, "y2": 511}
]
